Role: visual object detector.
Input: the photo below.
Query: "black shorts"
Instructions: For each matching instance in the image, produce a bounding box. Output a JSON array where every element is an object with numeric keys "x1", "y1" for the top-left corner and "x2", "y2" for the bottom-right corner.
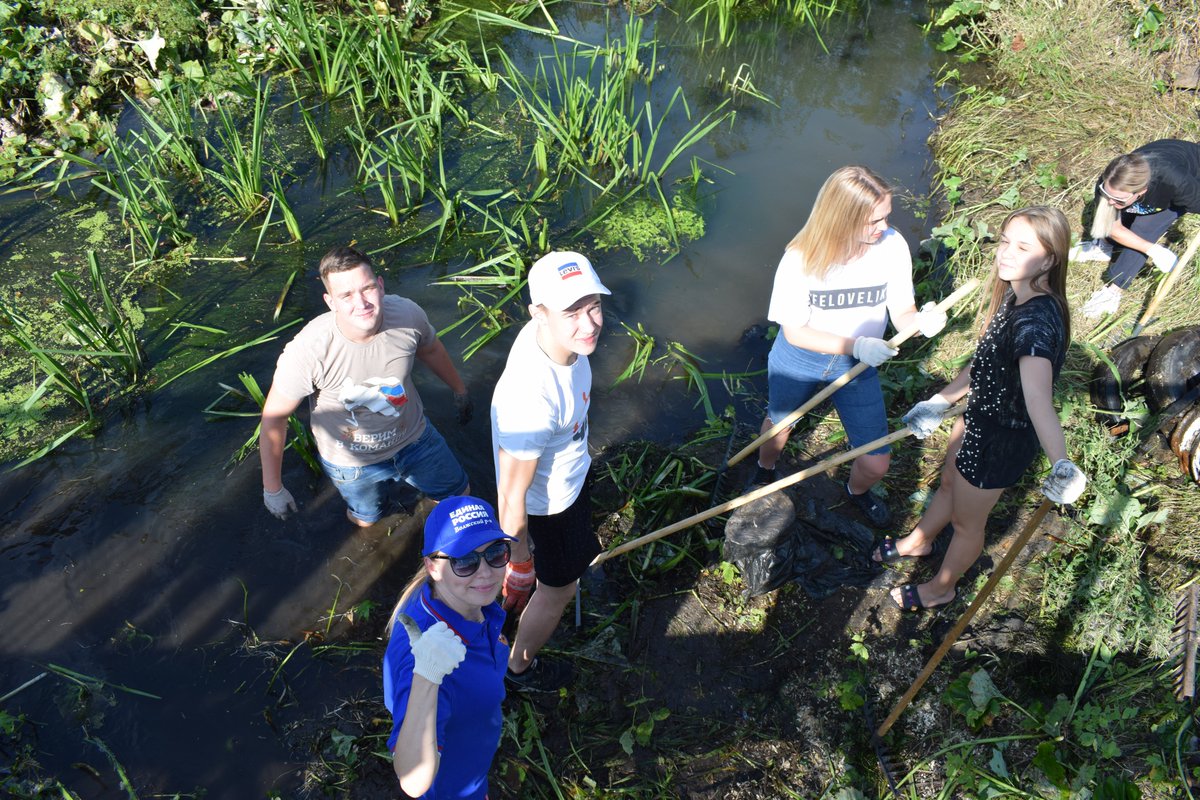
[
  {"x1": 955, "y1": 412, "x2": 1041, "y2": 490},
  {"x1": 527, "y1": 480, "x2": 600, "y2": 588}
]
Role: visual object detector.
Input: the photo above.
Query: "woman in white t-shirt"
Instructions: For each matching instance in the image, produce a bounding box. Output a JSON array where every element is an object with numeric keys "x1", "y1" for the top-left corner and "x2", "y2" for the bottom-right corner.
[{"x1": 749, "y1": 165, "x2": 946, "y2": 527}]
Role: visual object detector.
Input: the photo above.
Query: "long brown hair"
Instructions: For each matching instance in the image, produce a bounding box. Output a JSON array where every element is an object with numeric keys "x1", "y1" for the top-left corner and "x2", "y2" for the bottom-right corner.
[
  {"x1": 1090, "y1": 152, "x2": 1152, "y2": 239},
  {"x1": 786, "y1": 165, "x2": 893, "y2": 279},
  {"x1": 979, "y1": 206, "x2": 1071, "y2": 343}
]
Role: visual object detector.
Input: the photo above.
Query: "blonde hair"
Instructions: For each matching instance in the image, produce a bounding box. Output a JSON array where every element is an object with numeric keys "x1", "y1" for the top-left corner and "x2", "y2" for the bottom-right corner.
[
  {"x1": 786, "y1": 165, "x2": 893, "y2": 279},
  {"x1": 1090, "y1": 152, "x2": 1152, "y2": 239},
  {"x1": 384, "y1": 565, "x2": 431, "y2": 638},
  {"x1": 979, "y1": 206, "x2": 1072, "y2": 343}
]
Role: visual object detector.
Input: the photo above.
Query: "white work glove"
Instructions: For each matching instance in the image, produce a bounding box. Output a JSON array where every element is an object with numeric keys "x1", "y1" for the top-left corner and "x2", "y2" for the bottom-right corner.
[
  {"x1": 1146, "y1": 244, "x2": 1178, "y2": 274},
  {"x1": 263, "y1": 486, "x2": 297, "y2": 519},
  {"x1": 1068, "y1": 238, "x2": 1112, "y2": 263},
  {"x1": 902, "y1": 394, "x2": 953, "y2": 439},
  {"x1": 852, "y1": 336, "x2": 898, "y2": 367},
  {"x1": 401, "y1": 618, "x2": 466, "y2": 685},
  {"x1": 1081, "y1": 285, "x2": 1123, "y2": 319},
  {"x1": 915, "y1": 301, "x2": 947, "y2": 338},
  {"x1": 1040, "y1": 459, "x2": 1088, "y2": 505}
]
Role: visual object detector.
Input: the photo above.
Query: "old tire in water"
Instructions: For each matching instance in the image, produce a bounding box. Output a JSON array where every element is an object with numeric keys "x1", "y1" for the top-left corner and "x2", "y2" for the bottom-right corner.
[
  {"x1": 1146, "y1": 327, "x2": 1200, "y2": 412},
  {"x1": 1090, "y1": 335, "x2": 1159, "y2": 423}
]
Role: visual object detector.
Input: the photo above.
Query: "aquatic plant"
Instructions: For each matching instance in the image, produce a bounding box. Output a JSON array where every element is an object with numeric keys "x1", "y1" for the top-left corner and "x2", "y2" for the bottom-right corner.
[
  {"x1": 434, "y1": 249, "x2": 526, "y2": 359},
  {"x1": 91, "y1": 127, "x2": 189, "y2": 259},
  {"x1": 683, "y1": 0, "x2": 844, "y2": 48},
  {"x1": 53, "y1": 251, "x2": 146, "y2": 385},
  {"x1": 0, "y1": 302, "x2": 92, "y2": 416},
  {"x1": 207, "y1": 80, "x2": 271, "y2": 217},
  {"x1": 591, "y1": 192, "x2": 706, "y2": 261},
  {"x1": 130, "y1": 80, "x2": 205, "y2": 182},
  {"x1": 267, "y1": 0, "x2": 363, "y2": 100},
  {"x1": 204, "y1": 371, "x2": 320, "y2": 475}
]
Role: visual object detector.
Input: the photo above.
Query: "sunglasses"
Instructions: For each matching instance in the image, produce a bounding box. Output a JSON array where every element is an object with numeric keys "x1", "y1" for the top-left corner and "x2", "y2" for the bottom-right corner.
[
  {"x1": 429, "y1": 540, "x2": 511, "y2": 577},
  {"x1": 1096, "y1": 182, "x2": 1138, "y2": 207}
]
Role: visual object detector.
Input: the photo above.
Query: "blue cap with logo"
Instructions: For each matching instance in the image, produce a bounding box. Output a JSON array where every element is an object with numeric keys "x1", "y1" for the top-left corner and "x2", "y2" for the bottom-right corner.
[{"x1": 422, "y1": 496, "x2": 517, "y2": 558}]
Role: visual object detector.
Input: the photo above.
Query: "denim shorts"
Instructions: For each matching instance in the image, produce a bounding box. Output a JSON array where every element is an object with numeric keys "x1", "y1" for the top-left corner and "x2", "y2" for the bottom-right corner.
[
  {"x1": 766, "y1": 336, "x2": 890, "y2": 455},
  {"x1": 318, "y1": 422, "x2": 469, "y2": 524}
]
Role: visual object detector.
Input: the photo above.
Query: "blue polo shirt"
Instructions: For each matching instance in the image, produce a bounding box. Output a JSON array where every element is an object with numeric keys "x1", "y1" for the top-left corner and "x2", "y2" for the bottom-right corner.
[{"x1": 383, "y1": 584, "x2": 509, "y2": 799}]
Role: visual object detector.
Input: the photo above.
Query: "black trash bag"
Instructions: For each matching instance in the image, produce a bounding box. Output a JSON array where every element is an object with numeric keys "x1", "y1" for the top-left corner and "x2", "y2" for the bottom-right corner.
[
  {"x1": 723, "y1": 492, "x2": 798, "y2": 598},
  {"x1": 794, "y1": 495, "x2": 876, "y2": 554},
  {"x1": 724, "y1": 492, "x2": 883, "y2": 600},
  {"x1": 790, "y1": 522, "x2": 883, "y2": 600}
]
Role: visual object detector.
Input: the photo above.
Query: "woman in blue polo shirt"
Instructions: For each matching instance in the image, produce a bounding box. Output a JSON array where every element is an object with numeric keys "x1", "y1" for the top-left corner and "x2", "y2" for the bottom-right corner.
[{"x1": 383, "y1": 496, "x2": 517, "y2": 799}]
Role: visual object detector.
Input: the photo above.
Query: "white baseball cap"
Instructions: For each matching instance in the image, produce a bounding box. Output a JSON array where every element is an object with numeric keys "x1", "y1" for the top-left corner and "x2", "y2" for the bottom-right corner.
[{"x1": 528, "y1": 251, "x2": 611, "y2": 311}]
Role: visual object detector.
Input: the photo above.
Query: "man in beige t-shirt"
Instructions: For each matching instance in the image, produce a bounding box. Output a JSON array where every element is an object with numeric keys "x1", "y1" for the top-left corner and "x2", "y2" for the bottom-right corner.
[{"x1": 260, "y1": 246, "x2": 472, "y2": 526}]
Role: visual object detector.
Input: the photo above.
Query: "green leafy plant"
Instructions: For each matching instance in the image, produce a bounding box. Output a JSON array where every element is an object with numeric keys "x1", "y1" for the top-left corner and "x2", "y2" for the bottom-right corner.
[{"x1": 592, "y1": 193, "x2": 706, "y2": 261}]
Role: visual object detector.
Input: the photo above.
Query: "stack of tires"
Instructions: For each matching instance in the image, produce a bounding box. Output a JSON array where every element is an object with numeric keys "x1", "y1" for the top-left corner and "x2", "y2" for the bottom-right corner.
[{"x1": 1090, "y1": 326, "x2": 1200, "y2": 482}]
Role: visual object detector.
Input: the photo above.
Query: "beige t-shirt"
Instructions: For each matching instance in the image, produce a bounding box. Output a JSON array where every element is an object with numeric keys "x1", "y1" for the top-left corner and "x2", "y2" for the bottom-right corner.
[{"x1": 270, "y1": 295, "x2": 434, "y2": 467}]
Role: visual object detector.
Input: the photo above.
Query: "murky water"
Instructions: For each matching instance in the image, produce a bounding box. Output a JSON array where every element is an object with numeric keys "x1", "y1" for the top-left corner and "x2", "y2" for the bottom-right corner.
[{"x1": 0, "y1": 2, "x2": 945, "y2": 795}]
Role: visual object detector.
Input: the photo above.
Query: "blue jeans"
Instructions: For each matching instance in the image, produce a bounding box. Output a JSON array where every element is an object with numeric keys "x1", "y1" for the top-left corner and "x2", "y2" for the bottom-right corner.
[
  {"x1": 1105, "y1": 206, "x2": 1183, "y2": 288},
  {"x1": 319, "y1": 422, "x2": 469, "y2": 523},
  {"x1": 767, "y1": 336, "x2": 890, "y2": 455}
]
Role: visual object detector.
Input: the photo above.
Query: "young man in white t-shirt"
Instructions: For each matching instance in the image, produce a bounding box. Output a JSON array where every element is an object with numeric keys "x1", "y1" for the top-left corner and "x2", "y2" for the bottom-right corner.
[{"x1": 490, "y1": 251, "x2": 610, "y2": 692}]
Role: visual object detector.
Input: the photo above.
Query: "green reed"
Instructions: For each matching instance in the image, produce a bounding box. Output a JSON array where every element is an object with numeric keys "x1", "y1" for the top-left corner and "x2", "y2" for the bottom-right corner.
[
  {"x1": 91, "y1": 128, "x2": 187, "y2": 259},
  {"x1": 612, "y1": 322, "x2": 656, "y2": 387},
  {"x1": 267, "y1": 0, "x2": 362, "y2": 99},
  {"x1": 52, "y1": 251, "x2": 146, "y2": 385},
  {"x1": 684, "y1": 0, "x2": 841, "y2": 48},
  {"x1": 434, "y1": 249, "x2": 526, "y2": 359},
  {"x1": 130, "y1": 81, "x2": 205, "y2": 182},
  {"x1": 0, "y1": 301, "x2": 92, "y2": 416},
  {"x1": 207, "y1": 81, "x2": 270, "y2": 216},
  {"x1": 204, "y1": 371, "x2": 320, "y2": 474},
  {"x1": 348, "y1": 113, "x2": 437, "y2": 225}
]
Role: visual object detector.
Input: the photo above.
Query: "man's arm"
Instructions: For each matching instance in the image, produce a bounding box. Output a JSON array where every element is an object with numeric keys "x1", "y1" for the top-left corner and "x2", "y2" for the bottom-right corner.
[
  {"x1": 415, "y1": 337, "x2": 467, "y2": 396},
  {"x1": 260, "y1": 386, "x2": 304, "y2": 494},
  {"x1": 496, "y1": 447, "x2": 539, "y2": 562}
]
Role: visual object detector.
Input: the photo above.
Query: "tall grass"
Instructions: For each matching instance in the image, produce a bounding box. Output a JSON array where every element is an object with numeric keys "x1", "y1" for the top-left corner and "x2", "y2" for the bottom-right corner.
[
  {"x1": 683, "y1": 0, "x2": 842, "y2": 48},
  {"x1": 130, "y1": 81, "x2": 205, "y2": 182},
  {"x1": 267, "y1": 0, "x2": 363, "y2": 99},
  {"x1": 91, "y1": 127, "x2": 189, "y2": 259},
  {"x1": 53, "y1": 251, "x2": 146, "y2": 385},
  {"x1": 207, "y1": 81, "x2": 271, "y2": 216}
]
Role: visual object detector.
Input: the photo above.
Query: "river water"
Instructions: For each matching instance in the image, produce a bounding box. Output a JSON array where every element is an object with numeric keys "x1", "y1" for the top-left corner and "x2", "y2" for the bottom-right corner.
[{"x1": 0, "y1": 2, "x2": 946, "y2": 795}]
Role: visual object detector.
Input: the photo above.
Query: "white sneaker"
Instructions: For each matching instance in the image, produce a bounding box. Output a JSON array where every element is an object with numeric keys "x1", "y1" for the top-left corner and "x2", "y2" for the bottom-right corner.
[
  {"x1": 1081, "y1": 285, "x2": 1123, "y2": 318},
  {"x1": 1069, "y1": 238, "x2": 1113, "y2": 263}
]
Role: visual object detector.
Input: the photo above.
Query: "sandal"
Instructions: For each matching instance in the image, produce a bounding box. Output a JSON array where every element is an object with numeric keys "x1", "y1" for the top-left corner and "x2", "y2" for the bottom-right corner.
[{"x1": 891, "y1": 583, "x2": 955, "y2": 613}]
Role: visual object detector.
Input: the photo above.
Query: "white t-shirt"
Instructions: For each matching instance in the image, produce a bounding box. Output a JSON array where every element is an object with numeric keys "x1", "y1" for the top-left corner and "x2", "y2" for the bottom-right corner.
[
  {"x1": 490, "y1": 320, "x2": 591, "y2": 516},
  {"x1": 766, "y1": 228, "x2": 915, "y2": 340},
  {"x1": 270, "y1": 295, "x2": 433, "y2": 467}
]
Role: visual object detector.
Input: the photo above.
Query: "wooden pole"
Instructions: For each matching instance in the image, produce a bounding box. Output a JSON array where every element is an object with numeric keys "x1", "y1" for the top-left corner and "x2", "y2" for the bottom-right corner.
[
  {"x1": 1130, "y1": 228, "x2": 1200, "y2": 338},
  {"x1": 726, "y1": 278, "x2": 981, "y2": 469},
  {"x1": 874, "y1": 498, "x2": 1053, "y2": 738},
  {"x1": 592, "y1": 405, "x2": 966, "y2": 566}
]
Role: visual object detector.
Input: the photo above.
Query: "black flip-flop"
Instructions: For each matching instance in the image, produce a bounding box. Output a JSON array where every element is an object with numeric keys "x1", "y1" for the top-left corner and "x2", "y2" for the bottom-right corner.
[
  {"x1": 892, "y1": 583, "x2": 954, "y2": 613},
  {"x1": 893, "y1": 583, "x2": 924, "y2": 611},
  {"x1": 873, "y1": 538, "x2": 912, "y2": 564},
  {"x1": 873, "y1": 537, "x2": 926, "y2": 563}
]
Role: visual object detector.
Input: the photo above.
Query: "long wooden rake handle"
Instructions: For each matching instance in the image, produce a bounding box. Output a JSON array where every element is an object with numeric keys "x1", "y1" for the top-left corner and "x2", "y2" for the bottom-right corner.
[
  {"x1": 1130, "y1": 228, "x2": 1200, "y2": 338},
  {"x1": 726, "y1": 278, "x2": 981, "y2": 470},
  {"x1": 875, "y1": 498, "x2": 1054, "y2": 738},
  {"x1": 592, "y1": 404, "x2": 967, "y2": 566}
]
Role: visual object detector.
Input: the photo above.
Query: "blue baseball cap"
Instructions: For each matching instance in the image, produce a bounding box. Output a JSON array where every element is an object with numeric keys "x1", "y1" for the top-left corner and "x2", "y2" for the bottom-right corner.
[{"x1": 422, "y1": 496, "x2": 517, "y2": 558}]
